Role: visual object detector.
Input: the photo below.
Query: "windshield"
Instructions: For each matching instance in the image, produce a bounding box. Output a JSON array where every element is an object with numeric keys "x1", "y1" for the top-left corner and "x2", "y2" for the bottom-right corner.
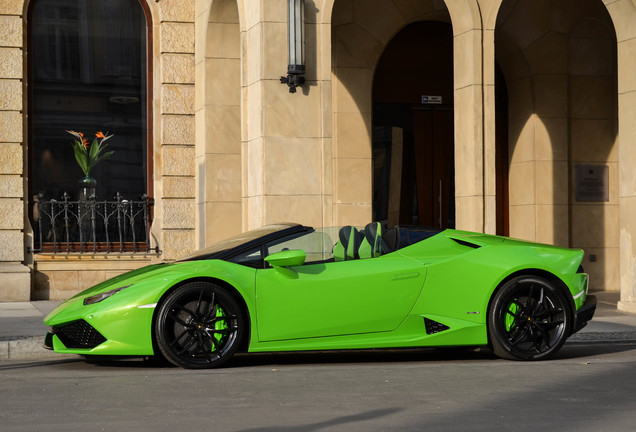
[{"x1": 176, "y1": 224, "x2": 299, "y2": 261}]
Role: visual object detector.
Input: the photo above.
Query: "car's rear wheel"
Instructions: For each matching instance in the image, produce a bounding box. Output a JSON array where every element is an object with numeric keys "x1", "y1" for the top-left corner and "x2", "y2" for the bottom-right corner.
[
  {"x1": 155, "y1": 282, "x2": 244, "y2": 369},
  {"x1": 488, "y1": 276, "x2": 571, "y2": 360}
]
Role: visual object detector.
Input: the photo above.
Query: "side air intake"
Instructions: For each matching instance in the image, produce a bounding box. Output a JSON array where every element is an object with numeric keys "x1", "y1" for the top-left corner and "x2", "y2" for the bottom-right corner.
[{"x1": 424, "y1": 318, "x2": 450, "y2": 335}]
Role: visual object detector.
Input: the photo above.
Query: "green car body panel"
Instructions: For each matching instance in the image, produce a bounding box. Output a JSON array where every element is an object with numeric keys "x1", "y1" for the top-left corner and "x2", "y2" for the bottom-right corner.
[{"x1": 43, "y1": 226, "x2": 591, "y2": 361}]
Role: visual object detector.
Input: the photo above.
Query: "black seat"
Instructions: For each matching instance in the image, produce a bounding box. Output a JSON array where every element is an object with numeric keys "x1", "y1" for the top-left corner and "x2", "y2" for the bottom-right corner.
[
  {"x1": 359, "y1": 222, "x2": 389, "y2": 258},
  {"x1": 333, "y1": 226, "x2": 363, "y2": 261},
  {"x1": 382, "y1": 227, "x2": 400, "y2": 253}
]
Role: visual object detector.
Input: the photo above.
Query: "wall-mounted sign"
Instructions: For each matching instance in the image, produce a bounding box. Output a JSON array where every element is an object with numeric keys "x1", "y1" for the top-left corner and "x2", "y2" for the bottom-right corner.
[
  {"x1": 575, "y1": 165, "x2": 609, "y2": 202},
  {"x1": 421, "y1": 95, "x2": 442, "y2": 104}
]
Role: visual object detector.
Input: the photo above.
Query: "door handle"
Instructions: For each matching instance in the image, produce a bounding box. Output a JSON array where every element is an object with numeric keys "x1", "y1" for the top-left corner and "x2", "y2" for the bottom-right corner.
[{"x1": 392, "y1": 272, "x2": 420, "y2": 281}]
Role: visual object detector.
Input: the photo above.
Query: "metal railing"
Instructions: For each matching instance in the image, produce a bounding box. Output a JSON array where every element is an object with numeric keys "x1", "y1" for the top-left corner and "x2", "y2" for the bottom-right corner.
[{"x1": 30, "y1": 192, "x2": 159, "y2": 254}]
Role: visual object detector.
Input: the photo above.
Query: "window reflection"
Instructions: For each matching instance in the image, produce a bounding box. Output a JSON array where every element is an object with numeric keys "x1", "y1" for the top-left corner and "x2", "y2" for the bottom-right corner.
[{"x1": 30, "y1": 0, "x2": 148, "y2": 202}]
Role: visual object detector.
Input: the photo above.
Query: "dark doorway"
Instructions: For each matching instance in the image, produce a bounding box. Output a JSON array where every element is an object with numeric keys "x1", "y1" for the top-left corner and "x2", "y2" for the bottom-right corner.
[
  {"x1": 372, "y1": 21, "x2": 455, "y2": 228},
  {"x1": 495, "y1": 63, "x2": 509, "y2": 236}
]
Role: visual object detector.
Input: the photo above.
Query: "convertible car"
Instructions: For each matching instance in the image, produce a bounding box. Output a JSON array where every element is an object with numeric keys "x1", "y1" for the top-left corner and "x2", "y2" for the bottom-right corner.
[{"x1": 44, "y1": 223, "x2": 596, "y2": 368}]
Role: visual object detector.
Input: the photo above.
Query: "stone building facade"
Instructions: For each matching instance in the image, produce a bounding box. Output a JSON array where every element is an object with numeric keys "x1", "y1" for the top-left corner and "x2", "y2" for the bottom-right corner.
[{"x1": 1, "y1": 0, "x2": 636, "y2": 313}]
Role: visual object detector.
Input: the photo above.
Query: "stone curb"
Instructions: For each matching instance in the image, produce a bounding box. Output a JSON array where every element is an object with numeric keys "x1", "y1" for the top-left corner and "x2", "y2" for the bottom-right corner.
[
  {"x1": 1, "y1": 333, "x2": 636, "y2": 361},
  {"x1": 567, "y1": 331, "x2": 636, "y2": 343},
  {"x1": 0, "y1": 336, "x2": 68, "y2": 361}
]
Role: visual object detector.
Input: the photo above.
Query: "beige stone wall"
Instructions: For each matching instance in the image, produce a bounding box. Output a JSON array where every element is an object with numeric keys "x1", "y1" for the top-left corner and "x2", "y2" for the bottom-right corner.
[
  {"x1": 195, "y1": 0, "x2": 242, "y2": 247},
  {"x1": 3, "y1": 0, "x2": 636, "y2": 307},
  {"x1": 496, "y1": 0, "x2": 619, "y2": 292},
  {"x1": 242, "y1": 0, "x2": 330, "y2": 230},
  {"x1": 605, "y1": 0, "x2": 636, "y2": 312},
  {"x1": 158, "y1": 0, "x2": 197, "y2": 260},
  {"x1": 568, "y1": 12, "x2": 619, "y2": 292},
  {"x1": 0, "y1": 0, "x2": 29, "y2": 300},
  {"x1": 331, "y1": 0, "x2": 450, "y2": 227},
  {"x1": 0, "y1": 0, "x2": 202, "y2": 300},
  {"x1": 445, "y1": 0, "x2": 487, "y2": 233},
  {"x1": 32, "y1": 255, "x2": 155, "y2": 300}
]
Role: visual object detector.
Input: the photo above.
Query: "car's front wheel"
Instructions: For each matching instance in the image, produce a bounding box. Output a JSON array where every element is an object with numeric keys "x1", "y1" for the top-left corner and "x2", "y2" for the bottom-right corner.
[
  {"x1": 155, "y1": 282, "x2": 244, "y2": 369},
  {"x1": 488, "y1": 276, "x2": 572, "y2": 360}
]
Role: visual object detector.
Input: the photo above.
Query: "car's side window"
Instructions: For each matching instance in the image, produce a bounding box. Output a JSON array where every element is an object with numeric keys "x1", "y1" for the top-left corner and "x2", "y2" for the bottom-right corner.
[
  {"x1": 228, "y1": 247, "x2": 263, "y2": 268},
  {"x1": 265, "y1": 229, "x2": 336, "y2": 266}
]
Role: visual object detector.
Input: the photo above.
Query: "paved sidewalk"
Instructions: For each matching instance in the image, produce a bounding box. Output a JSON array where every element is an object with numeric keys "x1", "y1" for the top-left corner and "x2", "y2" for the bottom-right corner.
[
  {"x1": 1, "y1": 291, "x2": 635, "y2": 361},
  {"x1": 0, "y1": 300, "x2": 65, "y2": 360}
]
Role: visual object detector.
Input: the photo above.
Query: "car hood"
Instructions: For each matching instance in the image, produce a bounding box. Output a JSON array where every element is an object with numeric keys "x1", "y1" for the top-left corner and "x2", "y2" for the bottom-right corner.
[{"x1": 44, "y1": 259, "x2": 257, "y2": 326}]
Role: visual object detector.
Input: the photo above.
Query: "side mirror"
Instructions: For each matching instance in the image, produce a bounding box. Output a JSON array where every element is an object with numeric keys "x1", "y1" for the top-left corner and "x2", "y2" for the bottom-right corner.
[{"x1": 265, "y1": 249, "x2": 306, "y2": 268}]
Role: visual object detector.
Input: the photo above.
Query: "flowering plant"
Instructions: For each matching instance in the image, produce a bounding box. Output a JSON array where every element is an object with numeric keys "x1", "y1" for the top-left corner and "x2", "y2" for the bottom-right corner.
[{"x1": 66, "y1": 130, "x2": 114, "y2": 177}]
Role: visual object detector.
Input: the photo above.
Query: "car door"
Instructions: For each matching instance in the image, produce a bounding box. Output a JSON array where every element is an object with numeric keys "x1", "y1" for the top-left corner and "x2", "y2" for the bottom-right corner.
[{"x1": 255, "y1": 254, "x2": 427, "y2": 342}]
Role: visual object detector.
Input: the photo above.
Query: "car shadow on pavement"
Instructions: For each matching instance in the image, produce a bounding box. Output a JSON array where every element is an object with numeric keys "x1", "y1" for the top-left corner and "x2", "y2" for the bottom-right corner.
[
  {"x1": 6, "y1": 342, "x2": 635, "y2": 371},
  {"x1": 0, "y1": 358, "x2": 83, "y2": 371},
  {"x1": 556, "y1": 342, "x2": 636, "y2": 360},
  {"x1": 234, "y1": 407, "x2": 403, "y2": 432}
]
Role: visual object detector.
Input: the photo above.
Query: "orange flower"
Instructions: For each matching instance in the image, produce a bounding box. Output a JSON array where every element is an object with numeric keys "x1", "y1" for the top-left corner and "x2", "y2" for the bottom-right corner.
[
  {"x1": 67, "y1": 128, "x2": 114, "y2": 177},
  {"x1": 66, "y1": 130, "x2": 83, "y2": 140}
]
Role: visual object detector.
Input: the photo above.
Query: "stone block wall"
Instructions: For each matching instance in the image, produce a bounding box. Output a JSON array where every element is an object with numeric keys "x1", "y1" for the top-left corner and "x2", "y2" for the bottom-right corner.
[
  {"x1": 0, "y1": 3, "x2": 29, "y2": 300},
  {"x1": 158, "y1": 0, "x2": 197, "y2": 260},
  {"x1": 2, "y1": 0, "x2": 636, "y2": 309}
]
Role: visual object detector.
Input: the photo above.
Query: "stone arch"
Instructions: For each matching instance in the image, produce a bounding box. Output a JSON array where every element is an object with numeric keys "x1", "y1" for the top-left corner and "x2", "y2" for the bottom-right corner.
[
  {"x1": 495, "y1": 0, "x2": 619, "y2": 293},
  {"x1": 195, "y1": 0, "x2": 243, "y2": 246},
  {"x1": 330, "y1": 0, "x2": 451, "y2": 226}
]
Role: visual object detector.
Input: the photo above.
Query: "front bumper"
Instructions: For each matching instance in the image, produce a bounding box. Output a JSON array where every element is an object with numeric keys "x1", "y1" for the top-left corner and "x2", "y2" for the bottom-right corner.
[
  {"x1": 572, "y1": 294, "x2": 597, "y2": 334},
  {"x1": 43, "y1": 302, "x2": 157, "y2": 356}
]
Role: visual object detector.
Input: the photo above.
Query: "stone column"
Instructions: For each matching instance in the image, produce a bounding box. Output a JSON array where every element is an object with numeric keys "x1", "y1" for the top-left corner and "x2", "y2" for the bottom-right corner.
[
  {"x1": 480, "y1": 0, "x2": 503, "y2": 235},
  {"x1": 158, "y1": 0, "x2": 197, "y2": 260},
  {"x1": 243, "y1": 0, "x2": 325, "y2": 230},
  {"x1": 445, "y1": 0, "x2": 485, "y2": 233},
  {"x1": 608, "y1": 0, "x2": 636, "y2": 312},
  {"x1": 0, "y1": 3, "x2": 30, "y2": 301}
]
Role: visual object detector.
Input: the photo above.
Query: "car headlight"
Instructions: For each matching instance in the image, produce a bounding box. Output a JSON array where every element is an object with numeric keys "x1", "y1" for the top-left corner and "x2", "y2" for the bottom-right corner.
[{"x1": 83, "y1": 285, "x2": 132, "y2": 305}]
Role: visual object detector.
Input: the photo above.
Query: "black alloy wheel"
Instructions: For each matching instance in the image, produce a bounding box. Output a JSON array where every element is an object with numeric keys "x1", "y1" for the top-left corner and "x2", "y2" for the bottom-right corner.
[
  {"x1": 488, "y1": 276, "x2": 571, "y2": 360},
  {"x1": 155, "y1": 282, "x2": 244, "y2": 369}
]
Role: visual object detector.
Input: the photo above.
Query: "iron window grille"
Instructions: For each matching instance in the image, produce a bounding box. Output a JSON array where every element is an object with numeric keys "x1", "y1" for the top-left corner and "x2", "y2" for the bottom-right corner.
[{"x1": 30, "y1": 192, "x2": 159, "y2": 254}]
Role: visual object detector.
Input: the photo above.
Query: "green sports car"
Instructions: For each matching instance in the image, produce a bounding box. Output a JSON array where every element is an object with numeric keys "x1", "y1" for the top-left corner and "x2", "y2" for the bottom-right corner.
[{"x1": 44, "y1": 223, "x2": 596, "y2": 368}]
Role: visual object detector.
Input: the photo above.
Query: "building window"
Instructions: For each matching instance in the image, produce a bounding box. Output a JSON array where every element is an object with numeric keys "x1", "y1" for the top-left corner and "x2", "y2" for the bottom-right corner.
[{"x1": 28, "y1": 0, "x2": 153, "y2": 253}]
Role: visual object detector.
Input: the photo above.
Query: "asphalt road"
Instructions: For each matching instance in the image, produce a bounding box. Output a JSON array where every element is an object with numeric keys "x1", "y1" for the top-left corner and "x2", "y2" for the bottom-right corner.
[{"x1": 2, "y1": 343, "x2": 636, "y2": 432}]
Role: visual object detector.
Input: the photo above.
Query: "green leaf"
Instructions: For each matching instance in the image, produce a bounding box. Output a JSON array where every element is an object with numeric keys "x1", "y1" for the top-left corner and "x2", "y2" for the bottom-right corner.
[
  {"x1": 87, "y1": 150, "x2": 114, "y2": 172},
  {"x1": 73, "y1": 142, "x2": 89, "y2": 175},
  {"x1": 94, "y1": 150, "x2": 114, "y2": 165},
  {"x1": 89, "y1": 138, "x2": 100, "y2": 161},
  {"x1": 68, "y1": 131, "x2": 115, "y2": 175}
]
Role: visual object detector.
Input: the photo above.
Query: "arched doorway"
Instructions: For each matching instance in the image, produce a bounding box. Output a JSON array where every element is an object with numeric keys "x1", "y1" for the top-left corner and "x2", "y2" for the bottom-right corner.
[
  {"x1": 495, "y1": 0, "x2": 618, "y2": 291},
  {"x1": 372, "y1": 22, "x2": 454, "y2": 228}
]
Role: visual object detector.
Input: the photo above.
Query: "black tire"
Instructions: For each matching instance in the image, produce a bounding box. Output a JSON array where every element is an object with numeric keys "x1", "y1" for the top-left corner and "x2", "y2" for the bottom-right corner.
[
  {"x1": 155, "y1": 282, "x2": 244, "y2": 369},
  {"x1": 488, "y1": 276, "x2": 571, "y2": 360}
]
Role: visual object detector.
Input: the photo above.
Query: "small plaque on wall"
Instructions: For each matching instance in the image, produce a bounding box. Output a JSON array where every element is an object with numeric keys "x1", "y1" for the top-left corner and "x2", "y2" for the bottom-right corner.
[
  {"x1": 421, "y1": 95, "x2": 442, "y2": 104},
  {"x1": 575, "y1": 165, "x2": 609, "y2": 202}
]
